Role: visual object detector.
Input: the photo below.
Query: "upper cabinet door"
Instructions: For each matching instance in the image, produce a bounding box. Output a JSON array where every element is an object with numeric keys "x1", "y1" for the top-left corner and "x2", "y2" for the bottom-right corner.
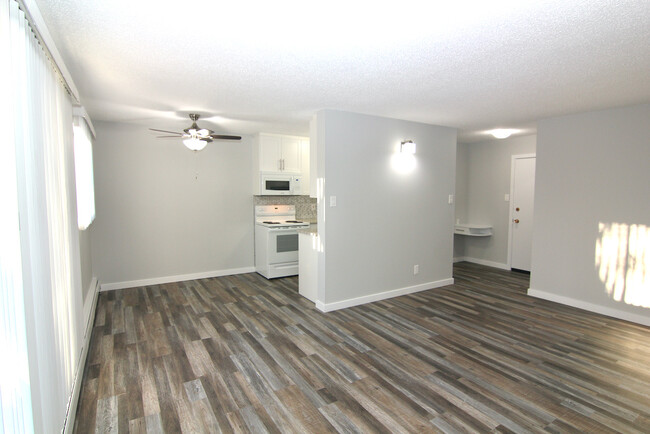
[
  {"x1": 280, "y1": 136, "x2": 301, "y2": 173},
  {"x1": 253, "y1": 133, "x2": 309, "y2": 175},
  {"x1": 259, "y1": 134, "x2": 283, "y2": 172}
]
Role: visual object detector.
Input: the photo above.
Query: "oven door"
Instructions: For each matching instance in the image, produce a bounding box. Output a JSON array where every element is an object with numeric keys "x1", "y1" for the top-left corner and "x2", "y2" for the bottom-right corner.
[{"x1": 267, "y1": 228, "x2": 299, "y2": 264}]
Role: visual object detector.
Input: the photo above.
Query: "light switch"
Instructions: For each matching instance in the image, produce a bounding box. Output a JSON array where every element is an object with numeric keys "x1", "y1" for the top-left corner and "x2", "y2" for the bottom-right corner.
[
  {"x1": 504, "y1": 194, "x2": 510, "y2": 202},
  {"x1": 448, "y1": 194, "x2": 454, "y2": 204},
  {"x1": 330, "y1": 196, "x2": 337, "y2": 207}
]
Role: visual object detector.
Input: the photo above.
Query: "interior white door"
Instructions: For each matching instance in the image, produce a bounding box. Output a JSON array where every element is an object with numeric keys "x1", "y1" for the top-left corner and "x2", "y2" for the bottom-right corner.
[{"x1": 510, "y1": 156, "x2": 536, "y2": 271}]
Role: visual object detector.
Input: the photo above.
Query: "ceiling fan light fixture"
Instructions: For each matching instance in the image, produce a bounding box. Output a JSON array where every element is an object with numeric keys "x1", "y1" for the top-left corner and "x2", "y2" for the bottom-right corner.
[
  {"x1": 183, "y1": 137, "x2": 208, "y2": 151},
  {"x1": 488, "y1": 128, "x2": 517, "y2": 139},
  {"x1": 150, "y1": 113, "x2": 241, "y2": 149}
]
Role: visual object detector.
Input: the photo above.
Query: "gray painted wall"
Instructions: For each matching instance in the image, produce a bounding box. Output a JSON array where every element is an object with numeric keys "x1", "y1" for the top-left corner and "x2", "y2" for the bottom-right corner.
[
  {"x1": 91, "y1": 121, "x2": 255, "y2": 286},
  {"x1": 317, "y1": 110, "x2": 456, "y2": 305},
  {"x1": 531, "y1": 103, "x2": 650, "y2": 323},
  {"x1": 455, "y1": 135, "x2": 536, "y2": 266}
]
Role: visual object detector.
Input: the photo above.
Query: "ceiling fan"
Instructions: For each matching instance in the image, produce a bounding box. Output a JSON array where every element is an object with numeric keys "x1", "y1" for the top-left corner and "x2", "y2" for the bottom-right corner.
[{"x1": 149, "y1": 113, "x2": 241, "y2": 151}]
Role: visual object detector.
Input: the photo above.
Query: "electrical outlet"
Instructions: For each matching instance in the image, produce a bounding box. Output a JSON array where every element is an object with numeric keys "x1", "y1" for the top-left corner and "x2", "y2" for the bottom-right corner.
[{"x1": 414, "y1": 264, "x2": 419, "y2": 275}]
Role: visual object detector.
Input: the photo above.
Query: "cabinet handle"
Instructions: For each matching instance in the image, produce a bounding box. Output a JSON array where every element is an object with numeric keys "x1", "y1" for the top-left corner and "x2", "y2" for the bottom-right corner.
[{"x1": 281, "y1": 159, "x2": 285, "y2": 170}]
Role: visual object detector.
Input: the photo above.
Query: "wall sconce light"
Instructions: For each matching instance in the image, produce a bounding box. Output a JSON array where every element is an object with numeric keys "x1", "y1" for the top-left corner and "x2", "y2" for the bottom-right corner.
[
  {"x1": 400, "y1": 140, "x2": 416, "y2": 154},
  {"x1": 392, "y1": 140, "x2": 417, "y2": 174}
]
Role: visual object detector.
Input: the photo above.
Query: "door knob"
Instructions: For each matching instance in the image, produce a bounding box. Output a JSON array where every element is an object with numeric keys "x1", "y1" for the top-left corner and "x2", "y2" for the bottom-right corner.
[{"x1": 513, "y1": 219, "x2": 520, "y2": 223}]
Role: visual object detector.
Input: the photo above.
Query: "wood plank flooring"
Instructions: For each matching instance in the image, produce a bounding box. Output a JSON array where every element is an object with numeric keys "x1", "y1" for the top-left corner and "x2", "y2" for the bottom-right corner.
[{"x1": 74, "y1": 263, "x2": 650, "y2": 433}]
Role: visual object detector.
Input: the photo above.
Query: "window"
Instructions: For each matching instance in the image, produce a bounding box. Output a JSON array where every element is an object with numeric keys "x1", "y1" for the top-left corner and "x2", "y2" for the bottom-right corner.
[{"x1": 73, "y1": 117, "x2": 96, "y2": 230}]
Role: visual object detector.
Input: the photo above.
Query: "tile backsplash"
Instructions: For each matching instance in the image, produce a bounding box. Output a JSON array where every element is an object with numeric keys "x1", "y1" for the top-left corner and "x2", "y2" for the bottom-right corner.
[{"x1": 254, "y1": 195, "x2": 317, "y2": 221}]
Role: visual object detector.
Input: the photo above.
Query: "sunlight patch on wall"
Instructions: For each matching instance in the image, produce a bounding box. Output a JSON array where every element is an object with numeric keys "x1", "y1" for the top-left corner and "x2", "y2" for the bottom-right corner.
[{"x1": 596, "y1": 223, "x2": 649, "y2": 308}]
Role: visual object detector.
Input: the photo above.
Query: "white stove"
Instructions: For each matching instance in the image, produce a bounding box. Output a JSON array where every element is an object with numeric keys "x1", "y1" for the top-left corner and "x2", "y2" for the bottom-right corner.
[
  {"x1": 255, "y1": 205, "x2": 310, "y2": 228},
  {"x1": 256, "y1": 220, "x2": 310, "y2": 228},
  {"x1": 254, "y1": 205, "x2": 309, "y2": 278}
]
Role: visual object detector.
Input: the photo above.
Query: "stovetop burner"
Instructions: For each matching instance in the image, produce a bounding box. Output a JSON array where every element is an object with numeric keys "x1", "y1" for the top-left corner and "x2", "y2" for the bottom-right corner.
[{"x1": 255, "y1": 206, "x2": 309, "y2": 229}]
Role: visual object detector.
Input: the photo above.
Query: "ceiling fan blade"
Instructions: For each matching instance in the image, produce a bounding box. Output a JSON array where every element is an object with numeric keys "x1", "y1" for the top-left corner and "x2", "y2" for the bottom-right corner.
[
  {"x1": 149, "y1": 128, "x2": 183, "y2": 135},
  {"x1": 210, "y1": 134, "x2": 242, "y2": 140},
  {"x1": 156, "y1": 135, "x2": 183, "y2": 138}
]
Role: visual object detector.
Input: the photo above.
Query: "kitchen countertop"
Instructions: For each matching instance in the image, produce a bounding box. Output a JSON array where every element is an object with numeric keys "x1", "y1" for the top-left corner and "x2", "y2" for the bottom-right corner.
[{"x1": 297, "y1": 224, "x2": 317, "y2": 235}]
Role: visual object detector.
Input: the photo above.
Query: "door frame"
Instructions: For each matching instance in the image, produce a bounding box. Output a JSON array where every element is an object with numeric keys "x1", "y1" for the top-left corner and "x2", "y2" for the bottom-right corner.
[{"x1": 507, "y1": 153, "x2": 536, "y2": 270}]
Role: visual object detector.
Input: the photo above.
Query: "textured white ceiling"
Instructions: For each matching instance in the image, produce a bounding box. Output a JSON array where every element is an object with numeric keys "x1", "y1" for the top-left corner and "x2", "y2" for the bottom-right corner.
[{"x1": 35, "y1": 0, "x2": 650, "y2": 142}]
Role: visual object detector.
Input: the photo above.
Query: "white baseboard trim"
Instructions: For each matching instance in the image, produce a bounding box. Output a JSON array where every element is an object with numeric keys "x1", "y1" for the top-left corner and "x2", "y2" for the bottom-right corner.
[
  {"x1": 454, "y1": 256, "x2": 510, "y2": 270},
  {"x1": 528, "y1": 288, "x2": 650, "y2": 327},
  {"x1": 63, "y1": 277, "x2": 100, "y2": 434},
  {"x1": 315, "y1": 278, "x2": 454, "y2": 313},
  {"x1": 82, "y1": 277, "x2": 99, "y2": 330},
  {"x1": 100, "y1": 266, "x2": 256, "y2": 291}
]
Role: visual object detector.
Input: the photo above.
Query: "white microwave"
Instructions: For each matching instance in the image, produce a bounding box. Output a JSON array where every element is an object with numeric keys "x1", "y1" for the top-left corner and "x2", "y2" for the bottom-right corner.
[{"x1": 260, "y1": 173, "x2": 301, "y2": 195}]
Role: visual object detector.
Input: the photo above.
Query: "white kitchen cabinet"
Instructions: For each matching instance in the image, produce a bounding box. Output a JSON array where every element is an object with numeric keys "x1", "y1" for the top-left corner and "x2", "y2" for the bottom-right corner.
[
  {"x1": 281, "y1": 136, "x2": 301, "y2": 173},
  {"x1": 299, "y1": 229, "x2": 318, "y2": 302},
  {"x1": 258, "y1": 134, "x2": 282, "y2": 172},
  {"x1": 258, "y1": 133, "x2": 302, "y2": 173},
  {"x1": 253, "y1": 132, "x2": 310, "y2": 195}
]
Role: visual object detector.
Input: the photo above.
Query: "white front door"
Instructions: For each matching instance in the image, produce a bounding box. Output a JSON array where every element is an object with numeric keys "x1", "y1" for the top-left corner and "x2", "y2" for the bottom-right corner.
[{"x1": 509, "y1": 155, "x2": 536, "y2": 271}]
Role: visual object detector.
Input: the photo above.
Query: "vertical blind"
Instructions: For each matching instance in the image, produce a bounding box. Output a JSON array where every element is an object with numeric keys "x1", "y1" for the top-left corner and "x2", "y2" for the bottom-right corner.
[
  {"x1": 0, "y1": 0, "x2": 84, "y2": 432},
  {"x1": 0, "y1": 1, "x2": 34, "y2": 431}
]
